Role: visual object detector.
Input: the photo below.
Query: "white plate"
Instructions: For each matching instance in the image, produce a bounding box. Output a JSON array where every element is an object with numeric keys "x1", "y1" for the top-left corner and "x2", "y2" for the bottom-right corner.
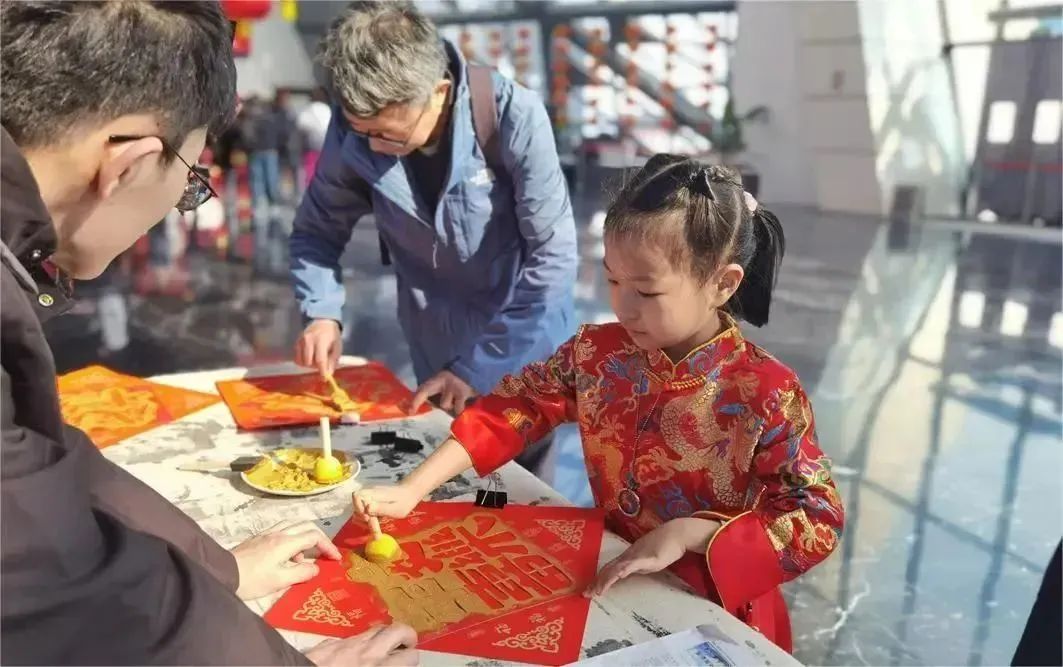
[{"x1": 240, "y1": 454, "x2": 361, "y2": 497}]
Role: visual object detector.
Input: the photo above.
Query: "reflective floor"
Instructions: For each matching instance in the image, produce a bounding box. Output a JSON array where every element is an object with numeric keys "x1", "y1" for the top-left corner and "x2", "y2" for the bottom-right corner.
[{"x1": 44, "y1": 189, "x2": 1062, "y2": 666}]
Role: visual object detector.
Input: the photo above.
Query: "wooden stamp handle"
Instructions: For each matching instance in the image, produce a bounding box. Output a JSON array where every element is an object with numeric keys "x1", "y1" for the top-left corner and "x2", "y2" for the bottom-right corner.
[
  {"x1": 354, "y1": 493, "x2": 383, "y2": 539},
  {"x1": 319, "y1": 416, "x2": 332, "y2": 458},
  {"x1": 367, "y1": 516, "x2": 383, "y2": 540}
]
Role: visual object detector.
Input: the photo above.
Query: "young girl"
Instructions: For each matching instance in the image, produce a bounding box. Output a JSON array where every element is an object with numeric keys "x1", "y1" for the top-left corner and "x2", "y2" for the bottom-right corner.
[{"x1": 359, "y1": 155, "x2": 844, "y2": 651}]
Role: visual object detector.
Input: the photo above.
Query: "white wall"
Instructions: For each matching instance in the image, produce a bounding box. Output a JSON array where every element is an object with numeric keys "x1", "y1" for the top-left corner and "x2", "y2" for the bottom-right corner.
[
  {"x1": 733, "y1": 1, "x2": 882, "y2": 214},
  {"x1": 731, "y1": 1, "x2": 818, "y2": 207},
  {"x1": 234, "y1": 5, "x2": 316, "y2": 97},
  {"x1": 733, "y1": 0, "x2": 967, "y2": 217}
]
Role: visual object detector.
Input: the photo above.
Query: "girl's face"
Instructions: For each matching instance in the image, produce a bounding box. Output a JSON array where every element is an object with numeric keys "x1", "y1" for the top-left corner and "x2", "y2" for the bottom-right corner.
[{"x1": 604, "y1": 234, "x2": 743, "y2": 360}]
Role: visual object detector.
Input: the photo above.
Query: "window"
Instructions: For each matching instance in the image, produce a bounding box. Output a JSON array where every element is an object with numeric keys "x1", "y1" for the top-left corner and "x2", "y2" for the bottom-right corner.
[
  {"x1": 987, "y1": 100, "x2": 1017, "y2": 143},
  {"x1": 1032, "y1": 99, "x2": 1062, "y2": 144}
]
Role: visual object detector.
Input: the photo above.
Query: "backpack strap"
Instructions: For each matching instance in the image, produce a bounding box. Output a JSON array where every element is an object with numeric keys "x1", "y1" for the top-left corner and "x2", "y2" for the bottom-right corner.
[{"x1": 466, "y1": 64, "x2": 503, "y2": 175}]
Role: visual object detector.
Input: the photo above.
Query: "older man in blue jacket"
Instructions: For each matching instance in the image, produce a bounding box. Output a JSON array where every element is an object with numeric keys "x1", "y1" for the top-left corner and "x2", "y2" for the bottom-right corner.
[{"x1": 291, "y1": 1, "x2": 577, "y2": 418}]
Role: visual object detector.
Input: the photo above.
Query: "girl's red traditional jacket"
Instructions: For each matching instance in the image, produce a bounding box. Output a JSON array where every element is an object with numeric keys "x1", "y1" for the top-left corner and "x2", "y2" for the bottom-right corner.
[{"x1": 451, "y1": 317, "x2": 844, "y2": 651}]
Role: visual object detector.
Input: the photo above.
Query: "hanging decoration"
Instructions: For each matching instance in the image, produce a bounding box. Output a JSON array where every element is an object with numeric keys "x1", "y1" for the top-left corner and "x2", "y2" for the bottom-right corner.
[
  {"x1": 221, "y1": 0, "x2": 272, "y2": 58},
  {"x1": 220, "y1": 0, "x2": 272, "y2": 20},
  {"x1": 619, "y1": 22, "x2": 641, "y2": 134},
  {"x1": 279, "y1": 0, "x2": 297, "y2": 23},
  {"x1": 659, "y1": 17, "x2": 677, "y2": 131},
  {"x1": 232, "y1": 20, "x2": 253, "y2": 58},
  {"x1": 700, "y1": 16, "x2": 719, "y2": 137},
  {"x1": 550, "y1": 24, "x2": 572, "y2": 130}
]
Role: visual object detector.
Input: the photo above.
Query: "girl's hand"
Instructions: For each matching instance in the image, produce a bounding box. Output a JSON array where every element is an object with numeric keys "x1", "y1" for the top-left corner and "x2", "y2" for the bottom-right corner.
[
  {"x1": 355, "y1": 484, "x2": 422, "y2": 520},
  {"x1": 584, "y1": 518, "x2": 719, "y2": 597}
]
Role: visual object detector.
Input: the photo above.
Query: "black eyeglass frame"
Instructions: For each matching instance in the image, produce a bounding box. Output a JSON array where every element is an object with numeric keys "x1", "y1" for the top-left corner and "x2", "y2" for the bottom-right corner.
[{"x1": 108, "y1": 134, "x2": 218, "y2": 212}]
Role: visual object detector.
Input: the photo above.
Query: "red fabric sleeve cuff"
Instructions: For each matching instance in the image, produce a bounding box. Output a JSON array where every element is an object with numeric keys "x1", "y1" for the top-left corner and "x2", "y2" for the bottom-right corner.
[
  {"x1": 450, "y1": 398, "x2": 529, "y2": 477},
  {"x1": 705, "y1": 512, "x2": 785, "y2": 612},
  {"x1": 692, "y1": 510, "x2": 739, "y2": 523}
]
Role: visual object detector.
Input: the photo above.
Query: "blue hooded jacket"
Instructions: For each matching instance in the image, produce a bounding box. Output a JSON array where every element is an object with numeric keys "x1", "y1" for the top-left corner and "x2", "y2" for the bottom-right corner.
[{"x1": 290, "y1": 42, "x2": 577, "y2": 393}]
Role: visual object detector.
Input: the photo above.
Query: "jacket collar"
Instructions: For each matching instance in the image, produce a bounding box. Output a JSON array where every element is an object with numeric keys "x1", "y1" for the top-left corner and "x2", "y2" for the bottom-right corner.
[
  {"x1": 643, "y1": 313, "x2": 745, "y2": 389},
  {"x1": 1, "y1": 126, "x2": 75, "y2": 320}
]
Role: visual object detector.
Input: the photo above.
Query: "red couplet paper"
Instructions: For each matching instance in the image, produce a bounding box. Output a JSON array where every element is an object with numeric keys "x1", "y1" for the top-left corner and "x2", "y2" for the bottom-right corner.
[
  {"x1": 265, "y1": 502, "x2": 606, "y2": 665},
  {"x1": 58, "y1": 365, "x2": 220, "y2": 449},
  {"x1": 214, "y1": 362, "x2": 430, "y2": 430}
]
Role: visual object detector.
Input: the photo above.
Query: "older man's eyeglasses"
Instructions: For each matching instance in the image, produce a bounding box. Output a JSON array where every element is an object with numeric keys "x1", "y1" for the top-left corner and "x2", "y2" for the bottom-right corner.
[
  {"x1": 348, "y1": 103, "x2": 430, "y2": 150},
  {"x1": 108, "y1": 135, "x2": 218, "y2": 211}
]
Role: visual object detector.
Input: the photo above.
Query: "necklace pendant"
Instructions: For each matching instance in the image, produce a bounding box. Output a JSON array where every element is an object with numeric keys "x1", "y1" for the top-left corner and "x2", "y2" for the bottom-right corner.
[{"x1": 618, "y1": 487, "x2": 641, "y2": 517}]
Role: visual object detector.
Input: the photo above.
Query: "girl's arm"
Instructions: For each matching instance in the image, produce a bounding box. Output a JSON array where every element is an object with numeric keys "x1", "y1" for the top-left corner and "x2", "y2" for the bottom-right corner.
[
  {"x1": 360, "y1": 330, "x2": 583, "y2": 517},
  {"x1": 447, "y1": 327, "x2": 583, "y2": 477},
  {"x1": 700, "y1": 380, "x2": 844, "y2": 613}
]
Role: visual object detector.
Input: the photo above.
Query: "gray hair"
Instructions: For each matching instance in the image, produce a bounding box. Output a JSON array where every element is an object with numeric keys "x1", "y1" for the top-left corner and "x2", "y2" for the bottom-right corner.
[{"x1": 320, "y1": 1, "x2": 448, "y2": 117}]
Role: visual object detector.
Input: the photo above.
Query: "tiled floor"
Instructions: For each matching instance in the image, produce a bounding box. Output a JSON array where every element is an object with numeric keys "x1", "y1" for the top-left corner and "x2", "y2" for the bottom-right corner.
[{"x1": 44, "y1": 192, "x2": 1062, "y2": 666}]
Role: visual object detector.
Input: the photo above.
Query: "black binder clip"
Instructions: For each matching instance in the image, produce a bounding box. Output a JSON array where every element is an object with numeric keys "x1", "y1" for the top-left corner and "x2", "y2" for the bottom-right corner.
[
  {"x1": 370, "y1": 430, "x2": 397, "y2": 445},
  {"x1": 474, "y1": 474, "x2": 507, "y2": 509},
  {"x1": 393, "y1": 436, "x2": 423, "y2": 453}
]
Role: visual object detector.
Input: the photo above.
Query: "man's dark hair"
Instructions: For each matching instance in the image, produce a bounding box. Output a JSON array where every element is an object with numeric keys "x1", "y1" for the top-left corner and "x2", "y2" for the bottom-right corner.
[{"x1": 1, "y1": 0, "x2": 237, "y2": 154}]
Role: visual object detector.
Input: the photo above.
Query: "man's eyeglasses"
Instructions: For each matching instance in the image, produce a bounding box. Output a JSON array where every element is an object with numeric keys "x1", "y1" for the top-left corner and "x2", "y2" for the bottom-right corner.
[
  {"x1": 108, "y1": 135, "x2": 218, "y2": 212},
  {"x1": 348, "y1": 103, "x2": 430, "y2": 150},
  {"x1": 347, "y1": 74, "x2": 452, "y2": 150}
]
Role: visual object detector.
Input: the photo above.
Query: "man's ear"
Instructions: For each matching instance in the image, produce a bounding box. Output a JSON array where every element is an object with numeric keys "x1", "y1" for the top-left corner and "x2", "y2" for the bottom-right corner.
[
  {"x1": 97, "y1": 136, "x2": 165, "y2": 200},
  {"x1": 434, "y1": 77, "x2": 452, "y2": 105}
]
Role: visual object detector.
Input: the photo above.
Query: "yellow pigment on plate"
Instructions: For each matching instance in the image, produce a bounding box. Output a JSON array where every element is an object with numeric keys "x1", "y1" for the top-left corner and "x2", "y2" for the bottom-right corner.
[{"x1": 243, "y1": 448, "x2": 355, "y2": 493}]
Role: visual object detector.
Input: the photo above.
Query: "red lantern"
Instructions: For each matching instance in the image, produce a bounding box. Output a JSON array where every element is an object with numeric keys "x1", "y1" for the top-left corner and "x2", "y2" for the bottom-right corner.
[
  {"x1": 221, "y1": 0, "x2": 272, "y2": 21},
  {"x1": 232, "y1": 20, "x2": 252, "y2": 58}
]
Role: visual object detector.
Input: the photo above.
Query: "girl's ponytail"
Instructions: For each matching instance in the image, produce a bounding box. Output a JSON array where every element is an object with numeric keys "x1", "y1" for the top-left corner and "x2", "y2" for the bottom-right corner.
[{"x1": 727, "y1": 207, "x2": 785, "y2": 327}]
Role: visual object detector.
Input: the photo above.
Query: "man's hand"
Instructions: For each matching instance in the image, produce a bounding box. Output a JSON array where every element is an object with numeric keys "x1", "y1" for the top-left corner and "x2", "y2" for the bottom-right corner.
[
  {"x1": 231, "y1": 520, "x2": 341, "y2": 601},
  {"x1": 410, "y1": 370, "x2": 475, "y2": 415},
  {"x1": 584, "y1": 518, "x2": 719, "y2": 598},
  {"x1": 295, "y1": 319, "x2": 342, "y2": 377},
  {"x1": 305, "y1": 624, "x2": 419, "y2": 666}
]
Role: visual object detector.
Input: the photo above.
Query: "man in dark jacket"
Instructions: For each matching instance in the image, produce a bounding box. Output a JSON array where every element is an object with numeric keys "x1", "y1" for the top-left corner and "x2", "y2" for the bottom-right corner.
[{"x1": 0, "y1": 2, "x2": 416, "y2": 665}]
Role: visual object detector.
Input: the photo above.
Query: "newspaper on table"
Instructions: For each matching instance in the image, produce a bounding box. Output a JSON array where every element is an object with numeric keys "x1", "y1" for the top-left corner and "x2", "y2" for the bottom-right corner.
[{"x1": 569, "y1": 623, "x2": 776, "y2": 667}]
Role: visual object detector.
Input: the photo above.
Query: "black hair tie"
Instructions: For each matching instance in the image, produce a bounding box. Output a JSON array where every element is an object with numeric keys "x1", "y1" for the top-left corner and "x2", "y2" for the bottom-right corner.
[{"x1": 688, "y1": 167, "x2": 715, "y2": 201}]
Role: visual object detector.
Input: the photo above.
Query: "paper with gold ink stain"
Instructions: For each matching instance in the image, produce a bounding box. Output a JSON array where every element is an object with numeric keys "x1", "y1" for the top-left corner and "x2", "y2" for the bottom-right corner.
[
  {"x1": 215, "y1": 362, "x2": 430, "y2": 430},
  {"x1": 265, "y1": 502, "x2": 605, "y2": 666},
  {"x1": 58, "y1": 365, "x2": 220, "y2": 448}
]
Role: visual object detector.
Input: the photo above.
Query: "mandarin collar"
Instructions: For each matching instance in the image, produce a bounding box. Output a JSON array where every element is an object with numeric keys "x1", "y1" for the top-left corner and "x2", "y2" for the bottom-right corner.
[{"x1": 643, "y1": 314, "x2": 745, "y2": 389}]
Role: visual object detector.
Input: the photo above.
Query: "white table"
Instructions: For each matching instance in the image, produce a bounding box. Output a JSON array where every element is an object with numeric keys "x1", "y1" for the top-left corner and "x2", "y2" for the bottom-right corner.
[{"x1": 104, "y1": 358, "x2": 799, "y2": 666}]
